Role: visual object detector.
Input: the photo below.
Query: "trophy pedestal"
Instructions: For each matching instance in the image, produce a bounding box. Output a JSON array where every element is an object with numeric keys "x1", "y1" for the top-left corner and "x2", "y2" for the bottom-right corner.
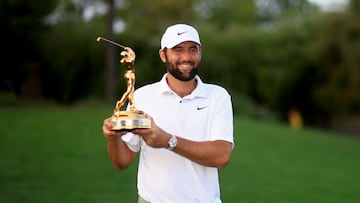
[{"x1": 111, "y1": 110, "x2": 151, "y2": 131}]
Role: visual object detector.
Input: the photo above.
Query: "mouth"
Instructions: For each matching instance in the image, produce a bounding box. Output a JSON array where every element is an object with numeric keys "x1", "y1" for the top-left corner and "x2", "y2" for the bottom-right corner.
[{"x1": 178, "y1": 63, "x2": 194, "y2": 71}]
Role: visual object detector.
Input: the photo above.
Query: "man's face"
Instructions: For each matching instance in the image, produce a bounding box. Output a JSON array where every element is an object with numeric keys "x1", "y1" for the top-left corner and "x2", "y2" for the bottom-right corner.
[{"x1": 161, "y1": 41, "x2": 202, "y2": 81}]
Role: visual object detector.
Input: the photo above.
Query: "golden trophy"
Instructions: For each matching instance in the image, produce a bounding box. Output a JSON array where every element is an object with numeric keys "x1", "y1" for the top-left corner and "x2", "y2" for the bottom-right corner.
[{"x1": 97, "y1": 37, "x2": 151, "y2": 131}]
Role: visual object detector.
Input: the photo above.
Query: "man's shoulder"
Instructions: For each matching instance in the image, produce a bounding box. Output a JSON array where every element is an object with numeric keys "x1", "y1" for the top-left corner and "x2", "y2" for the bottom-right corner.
[
  {"x1": 135, "y1": 81, "x2": 161, "y2": 94},
  {"x1": 202, "y1": 82, "x2": 230, "y2": 97}
]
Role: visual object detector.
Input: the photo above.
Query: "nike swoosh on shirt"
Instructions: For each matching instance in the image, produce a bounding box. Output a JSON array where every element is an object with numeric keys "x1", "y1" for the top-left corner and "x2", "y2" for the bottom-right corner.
[
  {"x1": 197, "y1": 106, "x2": 208, "y2": 110},
  {"x1": 177, "y1": 31, "x2": 187, "y2": 35}
]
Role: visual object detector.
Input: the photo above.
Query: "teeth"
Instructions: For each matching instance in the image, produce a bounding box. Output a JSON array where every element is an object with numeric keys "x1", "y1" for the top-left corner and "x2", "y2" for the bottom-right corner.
[{"x1": 179, "y1": 63, "x2": 192, "y2": 68}]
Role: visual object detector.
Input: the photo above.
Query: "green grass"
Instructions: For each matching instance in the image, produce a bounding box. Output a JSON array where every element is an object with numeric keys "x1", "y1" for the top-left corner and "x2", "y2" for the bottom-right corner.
[{"x1": 0, "y1": 104, "x2": 359, "y2": 203}]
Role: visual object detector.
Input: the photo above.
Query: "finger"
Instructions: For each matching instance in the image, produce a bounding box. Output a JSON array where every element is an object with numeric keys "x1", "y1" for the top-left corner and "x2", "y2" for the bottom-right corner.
[
  {"x1": 142, "y1": 114, "x2": 155, "y2": 129},
  {"x1": 104, "y1": 129, "x2": 126, "y2": 140},
  {"x1": 104, "y1": 117, "x2": 113, "y2": 127},
  {"x1": 103, "y1": 120, "x2": 113, "y2": 132},
  {"x1": 103, "y1": 124, "x2": 114, "y2": 137},
  {"x1": 132, "y1": 128, "x2": 150, "y2": 136},
  {"x1": 144, "y1": 113, "x2": 152, "y2": 120},
  {"x1": 102, "y1": 117, "x2": 125, "y2": 140}
]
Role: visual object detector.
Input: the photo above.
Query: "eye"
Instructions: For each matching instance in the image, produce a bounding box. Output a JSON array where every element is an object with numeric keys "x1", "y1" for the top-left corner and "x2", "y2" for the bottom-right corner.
[
  {"x1": 190, "y1": 47, "x2": 198, "y2": 52},
  {"x1": 173, "y1": 47, "x2": 183, "y2": 52}
]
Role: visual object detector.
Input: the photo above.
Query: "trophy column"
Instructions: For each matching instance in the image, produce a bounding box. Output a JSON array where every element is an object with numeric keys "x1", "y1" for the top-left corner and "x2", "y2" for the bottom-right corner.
[{"x1": 97, "y1": 37, "x2": 151, "y2": 131}]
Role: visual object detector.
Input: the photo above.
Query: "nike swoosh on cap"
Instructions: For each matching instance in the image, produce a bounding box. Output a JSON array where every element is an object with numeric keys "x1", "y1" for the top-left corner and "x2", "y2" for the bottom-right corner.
[{"x1": 177, "y1": 31, "x2": 187, "y2": 35}]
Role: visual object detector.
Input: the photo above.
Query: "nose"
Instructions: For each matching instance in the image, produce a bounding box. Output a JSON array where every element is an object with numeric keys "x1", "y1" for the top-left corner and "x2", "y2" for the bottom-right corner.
[{"x1": 181, "y1": 48, "x2": 197, "y2": 61}]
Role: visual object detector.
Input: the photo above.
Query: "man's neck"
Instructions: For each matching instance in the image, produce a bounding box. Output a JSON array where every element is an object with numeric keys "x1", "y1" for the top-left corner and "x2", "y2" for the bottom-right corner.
[{"x1": 166, "y1": 74, "x2": 197, "y2": 98}]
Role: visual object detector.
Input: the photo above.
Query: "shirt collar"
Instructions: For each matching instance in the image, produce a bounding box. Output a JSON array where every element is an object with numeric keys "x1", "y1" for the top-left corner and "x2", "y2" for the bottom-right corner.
[{"x1": 159, "y1": 73, "x2": 207, "y2": 99}]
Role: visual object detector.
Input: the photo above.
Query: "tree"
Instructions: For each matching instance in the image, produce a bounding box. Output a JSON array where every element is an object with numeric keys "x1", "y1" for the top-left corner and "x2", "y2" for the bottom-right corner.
[
  {"x1": 105, "y1": 0, "x2": 117, "y2": 102},
  {"x1": 256, "y1": 0, "x2": 317, "y2": 22},
  {"x1": 0, "y1": 0, "x2": 57, "y2": 97}
]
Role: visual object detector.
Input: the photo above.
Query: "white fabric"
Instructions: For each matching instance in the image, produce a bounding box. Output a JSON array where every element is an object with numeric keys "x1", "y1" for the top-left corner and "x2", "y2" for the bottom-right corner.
[
  {"x1": 121, "y1": 74, "x2": 234, "y2": 203},
  {"x1": 160, "y1": 24, "x2": 201, "y2": 49}
]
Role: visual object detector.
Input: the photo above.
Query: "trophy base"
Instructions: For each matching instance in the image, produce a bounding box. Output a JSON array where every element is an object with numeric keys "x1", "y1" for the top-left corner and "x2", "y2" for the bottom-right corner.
[{"x1": 111, "y1": 110, "x2": 151, "y2": 131}]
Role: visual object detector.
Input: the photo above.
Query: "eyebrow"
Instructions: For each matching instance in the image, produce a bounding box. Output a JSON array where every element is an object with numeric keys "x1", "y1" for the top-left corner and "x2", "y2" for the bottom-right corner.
[{"x1": 173, "y1": 44, "x2": 199, "y2": 49}]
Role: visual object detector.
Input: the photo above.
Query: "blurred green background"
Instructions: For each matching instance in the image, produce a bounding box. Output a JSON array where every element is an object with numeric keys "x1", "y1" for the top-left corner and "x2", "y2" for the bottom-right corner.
[
  {"x1": 1, "y1": 0, "x2": 360, "y2": 202},
  {"x1": 0, "y1": 104, "x2": 359, "y2": 202},
  {"x1": 1, "y1": 0, "x2": 360, "y2": 132}
]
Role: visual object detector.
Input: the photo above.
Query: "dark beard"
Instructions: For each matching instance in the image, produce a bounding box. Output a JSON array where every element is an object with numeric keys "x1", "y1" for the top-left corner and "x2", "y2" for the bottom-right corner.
[
  {"x1": 167, "y1": 61, "x2": 198, "y2": 81},
  {"x1": 164, "y1": 51, "x2": 199, "y2": 81}
]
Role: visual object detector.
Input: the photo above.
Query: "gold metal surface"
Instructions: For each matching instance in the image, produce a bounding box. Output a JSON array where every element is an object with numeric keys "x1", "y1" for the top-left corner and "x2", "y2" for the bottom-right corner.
[{"x1": 97, "y1": 37, "x2": 151, "y2": 130}]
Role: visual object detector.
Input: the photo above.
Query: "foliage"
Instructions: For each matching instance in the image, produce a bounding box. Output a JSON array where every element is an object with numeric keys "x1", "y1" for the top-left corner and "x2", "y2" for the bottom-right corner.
[
  {"x1": 205, "y1": 0, "x2": 258, "y2": 28},
  {"x1": 256, "y1": 0, "x2": 318, "y2": 22},
  {"x1": 200, "y1": 7, "x2": 360, "y2": 125},
  {"x1": 311, "y1": 12, "x2": 360, "y2": 117},
  {"x1": 38, "y1": 18, "x2": 106, "y2": 103},
  {"x1": 0, "y1": 92, "x2": 21, "y2": 106},
  {"x1": 1, "y1": 0, "x2": 360, "y2": 127},
  {"x1": 0, "y1": 0, "x2": 58, "y2": 94},
  {"x1": 120, "y1": 0, "x2": 199, "y2": 38}
]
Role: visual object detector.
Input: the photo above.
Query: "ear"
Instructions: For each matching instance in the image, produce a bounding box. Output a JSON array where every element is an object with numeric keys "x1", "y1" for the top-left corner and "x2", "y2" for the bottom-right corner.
[
  {"x1": 198, "y1": 46, "x2": 202, "y2": 61},
  {"x1": 159, "y1": 49, "x2": 167, "y2": 63}
]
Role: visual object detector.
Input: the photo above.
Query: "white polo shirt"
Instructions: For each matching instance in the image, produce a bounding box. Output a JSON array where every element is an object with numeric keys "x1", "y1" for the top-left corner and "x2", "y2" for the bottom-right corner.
[{"x1": 122, "y1": 74, "x2": 234, "y2": 203}]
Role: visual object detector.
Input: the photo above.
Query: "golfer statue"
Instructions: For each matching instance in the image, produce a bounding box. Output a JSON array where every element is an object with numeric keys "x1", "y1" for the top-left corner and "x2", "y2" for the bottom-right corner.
[{"x1": 96, "y1": 37, "x2": 151, "y2": 130}]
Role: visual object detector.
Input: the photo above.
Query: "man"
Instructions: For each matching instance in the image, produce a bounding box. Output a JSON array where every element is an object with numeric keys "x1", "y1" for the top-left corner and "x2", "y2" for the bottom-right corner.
[{"x1": 102, "y1": 23, "x2": 234, "y2": 203}]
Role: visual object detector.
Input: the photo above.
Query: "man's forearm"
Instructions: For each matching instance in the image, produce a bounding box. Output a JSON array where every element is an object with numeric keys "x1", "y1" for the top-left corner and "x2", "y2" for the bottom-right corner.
[
  {"x1": 173, "y1": 137, "x2": 232, "y2": 168},
  {"x1": 107, "y1": 137, "x2": 136, "y2": 170}
]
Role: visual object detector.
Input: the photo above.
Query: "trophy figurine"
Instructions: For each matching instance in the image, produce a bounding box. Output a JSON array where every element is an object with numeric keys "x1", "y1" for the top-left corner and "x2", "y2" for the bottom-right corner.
[{"x1": 97, "y1": 37, "x2": 151, "y2": 130}]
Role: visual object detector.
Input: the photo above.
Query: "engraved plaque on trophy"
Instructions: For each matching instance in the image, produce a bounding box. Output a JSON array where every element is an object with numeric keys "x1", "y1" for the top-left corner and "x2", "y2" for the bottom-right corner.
[{"x1": 97, "y1": 37, "x2": 151, "y2": 131}]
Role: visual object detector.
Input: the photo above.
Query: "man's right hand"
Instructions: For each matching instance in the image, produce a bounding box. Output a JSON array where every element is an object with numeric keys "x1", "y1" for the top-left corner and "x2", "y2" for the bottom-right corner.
[{"x1": 102, "y1": 117, "x2": 127, "y2": 141}]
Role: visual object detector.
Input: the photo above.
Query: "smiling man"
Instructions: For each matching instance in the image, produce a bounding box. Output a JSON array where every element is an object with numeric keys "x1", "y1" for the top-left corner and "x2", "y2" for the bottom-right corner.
[{"x1": 102, "y1": 23, "x2": 234, "y2": 203}]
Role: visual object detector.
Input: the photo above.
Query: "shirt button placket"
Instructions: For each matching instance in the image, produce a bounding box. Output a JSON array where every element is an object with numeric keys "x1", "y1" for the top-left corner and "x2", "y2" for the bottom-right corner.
[{"x1": 174, "y1": 99, "x2": 184, "y2": 135}]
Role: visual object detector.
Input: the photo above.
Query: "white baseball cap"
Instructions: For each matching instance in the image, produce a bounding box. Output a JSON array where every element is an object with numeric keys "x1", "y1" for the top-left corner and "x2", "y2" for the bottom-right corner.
[{"x1": 161, "y1": 24, "x2": 201, "y2": 49}]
